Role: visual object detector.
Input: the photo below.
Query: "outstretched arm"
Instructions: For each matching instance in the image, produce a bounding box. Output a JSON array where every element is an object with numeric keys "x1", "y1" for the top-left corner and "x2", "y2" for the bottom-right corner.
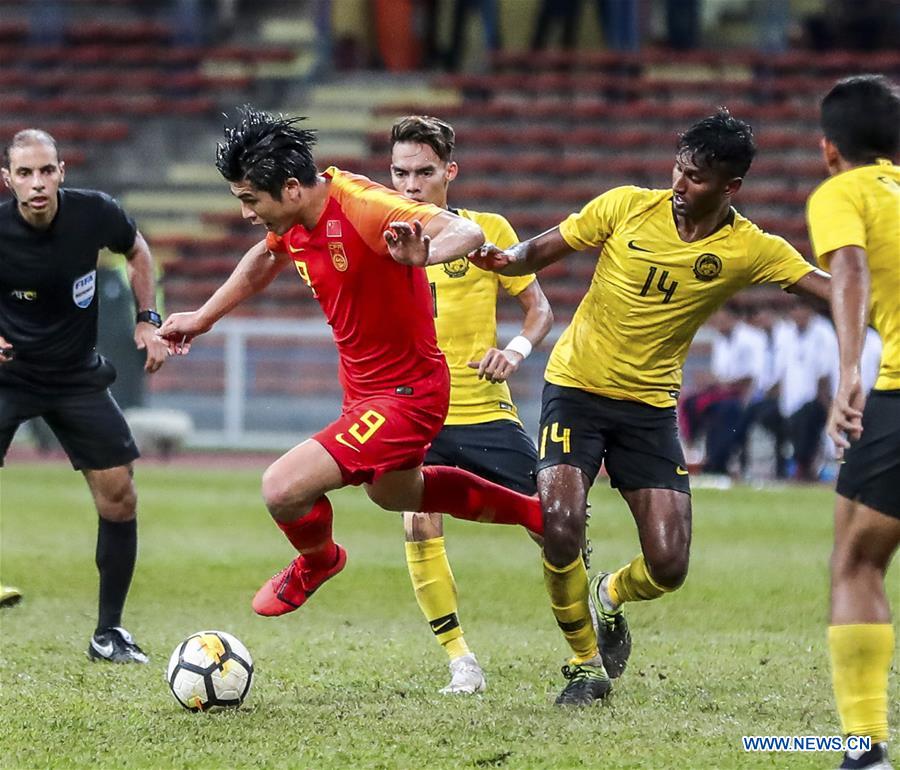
[
  {"x1": 384, "y1": 211, "x2": 484, "y2": 267},
  {"x1": 469, "y1": 227, "x2": 578, "y2": 276},
  {"x1": 823, "y1": 246, "x2": 869, "y2": 457},
  {"x1": 124, "y1": 230, "x2": 168, "y2": 372},
  {"x1": 158, "y1": 239, "x2": 289, "y2": 355},
  {"x1": 785, "y1": 267, "x2": 831, "y2": 311}
]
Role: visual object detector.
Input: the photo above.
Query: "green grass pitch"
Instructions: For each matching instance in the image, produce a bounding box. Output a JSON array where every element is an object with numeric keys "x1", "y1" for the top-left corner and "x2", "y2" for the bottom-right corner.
[{"x1": 1, "y1": 461, "x2": 897, "y2": 769}]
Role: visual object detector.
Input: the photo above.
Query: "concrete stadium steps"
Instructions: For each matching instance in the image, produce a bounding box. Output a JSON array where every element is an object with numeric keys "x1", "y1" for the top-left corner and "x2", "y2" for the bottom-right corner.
[
  {"x1": 489, "y1": 49, "x2": 900, "y2": 77},
  {"x1": 123, "y1": 191, "x2": 238, "y2": 216},
  {"x1": 367, "y1": 123, "x2": 819, "y2": 153},
  {"x1": 433, "y1": 71, "x2": 874, "y2": 102},
  {"x1": 284, "y1": 80, "x2": 463, "y2": 161},
  {"x1": 342, "y1": 154, "x2": 825, "y2": 187},
  {"x1": 0, "y1": 3, "x2": 306, "y2": 193},
  {"x1": 0, "y1": 67, "x2": 253, "y2": 94},
  {"x1": 166, "y1": 164, "x2": 225, "y2": 187},
  {"x1": 374, "y1": 99, "x2": 820, "y2": 125}
]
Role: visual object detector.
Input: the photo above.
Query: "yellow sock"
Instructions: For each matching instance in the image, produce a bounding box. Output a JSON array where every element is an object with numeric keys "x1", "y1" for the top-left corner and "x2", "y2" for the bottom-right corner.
[
  {"x1": 405, "y1": 538, "x2": 469, "y2": 661},
  {"x1": 607, "y1": 554, "x2": 676, "y2": 605},
  {"x1": 543, "y1": 556, "x2": 598, "y2": 664},
  {"x1": 828, "y1": 623, "x2": 894, "y2": 743}
]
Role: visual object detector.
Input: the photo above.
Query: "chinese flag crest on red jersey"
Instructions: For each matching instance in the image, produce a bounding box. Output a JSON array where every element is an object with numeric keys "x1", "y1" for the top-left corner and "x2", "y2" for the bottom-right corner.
[
  {"x1": 328, "y1": 242, "x2": 349, "y2": 271},
  {"x1": 326, "y1": 220, "x2": 342, "y2": 238}
]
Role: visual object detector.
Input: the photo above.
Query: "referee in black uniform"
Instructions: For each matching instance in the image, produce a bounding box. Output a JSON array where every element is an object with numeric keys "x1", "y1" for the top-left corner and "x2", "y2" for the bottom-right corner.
[{"x1": 0, "y1": 129, "x2": 167, "y2": 662}]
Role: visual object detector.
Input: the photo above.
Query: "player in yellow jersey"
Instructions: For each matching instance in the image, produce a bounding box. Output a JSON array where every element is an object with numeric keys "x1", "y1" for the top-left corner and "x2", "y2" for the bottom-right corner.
[
  {"x1": 807, "y1": 75, "x2": 900, "y2": 770},
  {"x1": 472, "y1": 109, "x2": 832, "y2": 705},
  {"x1": 389, "y1": 116, "x2": 553, "y2": 694}
]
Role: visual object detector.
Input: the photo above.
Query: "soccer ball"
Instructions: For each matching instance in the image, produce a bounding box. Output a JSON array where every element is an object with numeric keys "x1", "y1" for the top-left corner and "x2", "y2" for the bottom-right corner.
[{"x1": 166, "y1": 630, "x2": 254, "y2": 711}]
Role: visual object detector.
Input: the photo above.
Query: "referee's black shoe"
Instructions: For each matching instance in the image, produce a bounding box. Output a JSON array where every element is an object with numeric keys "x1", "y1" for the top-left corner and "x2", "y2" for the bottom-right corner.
[{"x1": 87, "y1": 627, "x2": 149, "y2": 663}]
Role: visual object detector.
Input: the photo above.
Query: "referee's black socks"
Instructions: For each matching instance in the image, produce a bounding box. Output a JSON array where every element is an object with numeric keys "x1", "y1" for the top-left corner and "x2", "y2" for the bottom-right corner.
[{"x1": 95, "y1": 517, "x2": 137, "y2": 634}]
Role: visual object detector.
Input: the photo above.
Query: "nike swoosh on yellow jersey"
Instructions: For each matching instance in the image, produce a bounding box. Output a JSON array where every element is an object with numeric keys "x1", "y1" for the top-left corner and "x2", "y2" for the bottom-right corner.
[
  {"x1": 627, "y1": 240, "x2": 653, "y2": 253},
  {"x1": 675, "y1": 465, "x2": 689, "y2": 476},
  {"x1": 334, "y1": 433, "x2": 360, "y2": 452}
]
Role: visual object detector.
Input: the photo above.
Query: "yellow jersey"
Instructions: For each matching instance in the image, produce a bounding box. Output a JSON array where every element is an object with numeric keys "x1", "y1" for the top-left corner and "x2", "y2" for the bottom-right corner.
[
  {"x1": 807, "y1": 159, "x2": 900, "y2": 391},
  {"x1": 551, "y1": 186, "x2": 815, "y2": 407},
  {"x1": 426, "y1": 208, "x2": 535, "y2": 424}
]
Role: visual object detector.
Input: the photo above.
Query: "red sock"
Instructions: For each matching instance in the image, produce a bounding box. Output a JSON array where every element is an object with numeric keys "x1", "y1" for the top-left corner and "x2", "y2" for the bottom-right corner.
[
  {"x1": 420, "y1": 466, "x2": 543, "y2": 535},
  {"x1": 276, "y1": 497, "x2": 338, "y2": 570}
]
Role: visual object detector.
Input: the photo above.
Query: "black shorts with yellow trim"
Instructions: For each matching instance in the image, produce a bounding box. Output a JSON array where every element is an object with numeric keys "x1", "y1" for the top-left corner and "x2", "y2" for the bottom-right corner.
[
  {"x1": 424, "y1": 418, "x2": 537, "y2": 495},
  {"x1": 836, "y1": 389, "x2": 900, "y2": 519},
  {"x1": 536, "y1": 382, "x2": 690, "y2": 493}
]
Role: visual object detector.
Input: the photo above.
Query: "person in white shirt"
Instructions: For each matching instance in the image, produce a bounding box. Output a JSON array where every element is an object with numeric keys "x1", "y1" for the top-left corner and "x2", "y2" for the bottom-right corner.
[
  {"x1": 682, "y1": 305, "x2": 767, "y2": 474},
  {"x1": 822, "y1": 328, "x2": 883, "y2": 461},
  {"x1": 775, "y1": 301, "x2": 838, "y2": 480},
  {"x1": 735, "y1": 305, "x2": 791, "y2": 478},
  {"x1": 829, "y1": 328, "x2": 883, "y2": 398}
]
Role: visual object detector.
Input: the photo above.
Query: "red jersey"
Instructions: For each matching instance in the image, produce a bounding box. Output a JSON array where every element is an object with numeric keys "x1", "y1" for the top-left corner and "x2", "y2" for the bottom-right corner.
[{"x1": 267, "y1": 167, "x2": 448, "y2": 403}]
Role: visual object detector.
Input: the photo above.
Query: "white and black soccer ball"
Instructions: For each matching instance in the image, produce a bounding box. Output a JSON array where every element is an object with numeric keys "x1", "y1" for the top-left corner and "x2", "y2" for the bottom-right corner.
[{"x1": 166, "y1": 630, "x2": 253, "y2": 711}]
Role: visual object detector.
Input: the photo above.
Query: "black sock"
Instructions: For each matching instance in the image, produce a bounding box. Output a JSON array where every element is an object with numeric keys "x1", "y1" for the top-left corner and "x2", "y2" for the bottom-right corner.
[{"x1": 95, "y1": 518, "x2": 137, "y2": 634}]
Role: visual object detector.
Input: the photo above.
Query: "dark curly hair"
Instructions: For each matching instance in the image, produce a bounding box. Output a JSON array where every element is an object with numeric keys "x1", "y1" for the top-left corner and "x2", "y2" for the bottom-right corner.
[
  {"x1": 216, "y1": 106, "x2": 318, "y2": 199},
  {"x1": 677, "y1": 108, "x2": 756, "y2": 179}
]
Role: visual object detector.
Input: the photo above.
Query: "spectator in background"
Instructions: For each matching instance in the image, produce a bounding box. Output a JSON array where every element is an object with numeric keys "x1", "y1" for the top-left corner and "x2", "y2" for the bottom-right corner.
[
  {"x1": 802, "y1": 0, "x2": 899, "y2": 51},
  {"x1": 754, "y1": 0, "x2": 790, "y2": 53},
  {"x1": 531, "y1": 0, "x2": 581, "y2": 51},
  {"x1": 821, "y1": 328, "x2": 883, "y2": 464},
  {"x1": 28, "y1": 0, "x2": 65, "y2": 45},
  {"x1": 775, "y1": 300, "x2": 837, "y2": 481},
  {"x1": 680, "y1": 305, "x2": 765, "y2": 474},
  {"x1": 446, "y1": 0, "x2": 501, "y2": 71},
  {"x1": 421, "y1": 0, "x2": 443, "y2": 69},
  {"x1": 734, "y1": 305, "x2": 789, "y2": 478},
  {"x1": 830, "y1": 327, "x2": 883, "y2": 399},
  {"x1": 171, "y1": 0, "x2": 239, "y2": 44},
  {"x1": 599, "y1": 0, "x2": 640, "y2": 51},
  {"x1": 664, "y1": 0, "x2": 698, "y2": 50},
  {"x1": 531, "y1": 0, "x2": 643, "y2": 53}
]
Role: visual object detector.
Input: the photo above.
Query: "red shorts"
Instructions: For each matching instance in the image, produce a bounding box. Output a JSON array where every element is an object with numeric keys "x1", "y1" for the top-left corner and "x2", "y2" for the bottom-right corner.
[{"x1": 313, "y1": 385, "x2": 449, "y2": 486}]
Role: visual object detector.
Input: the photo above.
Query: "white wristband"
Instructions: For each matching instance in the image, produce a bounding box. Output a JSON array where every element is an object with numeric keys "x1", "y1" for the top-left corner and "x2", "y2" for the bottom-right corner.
[{"x1": 504, "y1": 335, "x2": 532, "y2": 359}]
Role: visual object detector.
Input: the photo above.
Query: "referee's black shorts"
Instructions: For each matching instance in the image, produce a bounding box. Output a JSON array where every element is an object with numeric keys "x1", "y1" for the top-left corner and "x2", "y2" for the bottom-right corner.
[
  {"x1": 536, "y1": 382, "x2": 691, "y2": 494},
  {"x1": 424, "y1": 418, "x2": 537, "y2": 495},
  {"x1": 836, "y1": 389, "x2": 900, "y2": 519},
  {"x1": 0, "y1": 385, "x2": 139, "y2": 471}
]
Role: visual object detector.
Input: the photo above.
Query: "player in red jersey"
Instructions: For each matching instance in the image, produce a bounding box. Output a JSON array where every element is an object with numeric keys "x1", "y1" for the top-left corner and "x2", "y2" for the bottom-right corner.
[{"x1": 159, "y1": 108, "x2": 543, "y2": 617}]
